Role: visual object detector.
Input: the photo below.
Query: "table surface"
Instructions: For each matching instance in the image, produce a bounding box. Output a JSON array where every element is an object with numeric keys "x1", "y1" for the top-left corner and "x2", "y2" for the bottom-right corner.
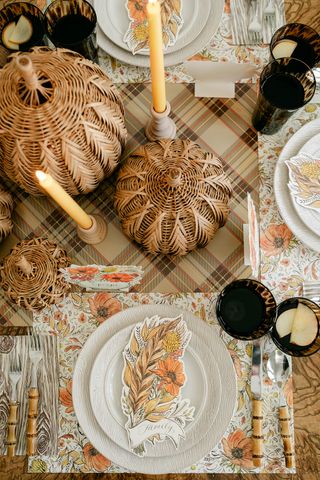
[{"x1": 1, "y1": 1, "x2": 320, "y2": 479}]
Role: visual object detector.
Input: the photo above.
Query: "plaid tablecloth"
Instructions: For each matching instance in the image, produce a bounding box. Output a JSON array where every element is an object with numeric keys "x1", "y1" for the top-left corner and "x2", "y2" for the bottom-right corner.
[
  {"x1": 0, "y1": 83, "x2": 258, "y2": 326},
  {"x1": 29, "y1": 291, "x2": 295, "y2": 474}
]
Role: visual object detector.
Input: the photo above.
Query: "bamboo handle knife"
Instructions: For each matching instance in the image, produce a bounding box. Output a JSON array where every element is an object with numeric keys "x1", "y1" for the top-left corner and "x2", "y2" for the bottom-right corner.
[{"x1": 252, "y1": 398, "x2": 263, "y2": 467}]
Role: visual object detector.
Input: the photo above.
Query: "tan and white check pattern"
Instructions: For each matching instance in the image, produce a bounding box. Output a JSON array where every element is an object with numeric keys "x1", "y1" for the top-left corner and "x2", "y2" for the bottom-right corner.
[{"x1": 0, "y1": 84, "x2": 258, "y2": 326}]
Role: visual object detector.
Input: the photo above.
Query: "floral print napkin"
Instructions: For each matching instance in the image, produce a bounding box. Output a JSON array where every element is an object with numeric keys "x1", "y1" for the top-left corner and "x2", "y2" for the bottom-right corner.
[{"x1": 60, "y1": 265, "x2": 143, "y2": 292}]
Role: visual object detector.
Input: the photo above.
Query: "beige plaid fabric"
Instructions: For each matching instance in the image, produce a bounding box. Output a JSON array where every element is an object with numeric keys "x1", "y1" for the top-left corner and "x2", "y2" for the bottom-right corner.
[{"x1": 0, "y1": 84, "x2": 258, "y2": 326}]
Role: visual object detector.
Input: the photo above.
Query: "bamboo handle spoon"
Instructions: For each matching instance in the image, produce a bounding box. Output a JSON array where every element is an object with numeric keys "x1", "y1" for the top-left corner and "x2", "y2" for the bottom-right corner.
[{"x1": 267, "y1": 349, "x2": 295, "y2": 468}]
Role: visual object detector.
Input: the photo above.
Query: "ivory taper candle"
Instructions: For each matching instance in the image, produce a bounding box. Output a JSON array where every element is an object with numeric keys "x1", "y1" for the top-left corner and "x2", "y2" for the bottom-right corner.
[
  {"x1": 147, "y1": 0, "x2": 166, "y2": 113},
  {"x1": 35, "y1": 171, "x2": 93, "y2": 230}
]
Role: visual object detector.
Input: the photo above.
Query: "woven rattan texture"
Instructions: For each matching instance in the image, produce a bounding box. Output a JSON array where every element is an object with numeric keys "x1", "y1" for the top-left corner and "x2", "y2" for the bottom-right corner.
[
  {"x1": 115, "y1": 139, "x2": 232, "y2": 255},
  {"x1": 0, "y1": 47, "x2": 127, "y2": 196},
  {"x1": 0, "y1": 184, "x2": 13, "y2": 242},
  {"x1": 0, "y1": 237, "x2": 71, "y2": 311},
  {"x1": 0, "y1": 83, "x2": 258, "y2": 325}
]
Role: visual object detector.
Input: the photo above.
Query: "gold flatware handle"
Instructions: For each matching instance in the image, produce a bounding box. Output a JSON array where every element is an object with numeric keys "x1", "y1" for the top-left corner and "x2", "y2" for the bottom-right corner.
[
  {"x1": 7, "y1": 401, "x2": 19, "y2": 457},
  {"x1": 27, "y1": 387, "x2": 39, "y2": 456},
  {"x1": 252, "y1": 398, "x2": 263, "y2": 467},
  {"x1": 279, "y1": 405, "x2": 294, "y2": 468}
]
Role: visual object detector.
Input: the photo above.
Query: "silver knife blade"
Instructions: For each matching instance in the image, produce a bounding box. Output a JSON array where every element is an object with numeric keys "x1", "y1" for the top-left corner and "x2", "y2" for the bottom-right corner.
[{"x1": 251, "y1": 340, "x2": 262, "y2": 399}]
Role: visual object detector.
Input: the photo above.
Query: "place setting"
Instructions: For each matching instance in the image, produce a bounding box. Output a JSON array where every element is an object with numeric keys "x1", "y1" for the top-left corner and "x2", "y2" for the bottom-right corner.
[{"x1": 0, "y1": 0, "x2": 319, "y2": 478}]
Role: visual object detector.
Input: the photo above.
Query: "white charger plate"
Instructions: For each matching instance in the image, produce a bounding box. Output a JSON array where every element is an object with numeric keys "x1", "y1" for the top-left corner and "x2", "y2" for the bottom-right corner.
[
  {"x1": 73, "y1": 304, "x2": 236, "y2": 474},
  {"x1": 96, "y1": 0, "x2": 224, "y2": 67},
  {"x1": 274, "y1": 118, "x2": 320, "y2": 252},
  {"x1": 89, "y1": 324, "x2": 222, "y2": 457},
  {"x1": 95, "y1": 0, "x2": 209, "y2": 56},
  {"x1": 290, "y1": 132, "x2": 320, "y2": 237}
]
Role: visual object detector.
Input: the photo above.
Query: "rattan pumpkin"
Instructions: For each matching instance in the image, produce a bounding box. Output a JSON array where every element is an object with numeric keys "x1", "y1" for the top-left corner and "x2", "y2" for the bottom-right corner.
[
  {"x1": 0, "y1": 237, "x2": 71, "y2": 311},
  {"x1": 114, "y1": 139, "x2": 232, "y2": 256},
  {"x1": 0, "y1": 47, "x2": 127, "y2": 196},
  {"x1": 0, "y1": 184, "x2": 13, "y2": 242}
]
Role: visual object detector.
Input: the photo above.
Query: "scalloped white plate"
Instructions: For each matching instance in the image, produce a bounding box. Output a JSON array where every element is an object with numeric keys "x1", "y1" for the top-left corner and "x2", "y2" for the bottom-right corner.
[
  {"x1": 89, "y1": 324, "x2": 221, "y2": 457},
  {"x1": 73, "y1": 304, "x2": 236, "y2": 474},
  {"x1": 95, "y1": 0, "x2": 224, "y2": 67},
  {"x1": 274, "y1": 118, "x2": 320, "y2": 252},
  {"x1": 94, "y1": 0, "x2": 208, "y2": 56}
]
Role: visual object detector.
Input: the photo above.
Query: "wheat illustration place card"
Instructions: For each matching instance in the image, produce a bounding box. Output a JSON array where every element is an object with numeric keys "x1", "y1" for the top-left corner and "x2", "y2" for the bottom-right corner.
[{"x1": 121, "y1": 314, "x2": 195, "y2": 456}]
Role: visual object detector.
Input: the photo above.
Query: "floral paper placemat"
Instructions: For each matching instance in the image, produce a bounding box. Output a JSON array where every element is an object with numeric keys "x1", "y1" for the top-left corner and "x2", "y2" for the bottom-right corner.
[
  {"x1": 259, "y1": 103, "x2": 320, "y2": 298},
  {"x1": 30, "y1": 292, "x2": 294, "y2": 474}
]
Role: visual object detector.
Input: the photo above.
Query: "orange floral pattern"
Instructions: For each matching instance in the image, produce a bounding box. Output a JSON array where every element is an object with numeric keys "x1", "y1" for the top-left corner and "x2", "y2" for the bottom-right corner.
[
  {"x1": 88, "y1": 292, "x2": 121, "y2": 323},
  {"x1": 222, "y1": 429, "x2": 254, "y2": 468},
  {"x1": 59, "y1": 379, "x2": 73, "y2": 414},
  {"x1": 101, "y1": 272, "x2": 138, "y2": 282},
  {"x1": 68, "y1": 266, "x2": 99, "y2": 281},
  {"x1": 152, "y1": 357, "x2": 185, "y2": 396},
  {"x1": 260, "y1": 224, "x2": 293, "y2": 257},
  {"x1": 83, "y1": 442, "x2": 111, "y2": 472}
]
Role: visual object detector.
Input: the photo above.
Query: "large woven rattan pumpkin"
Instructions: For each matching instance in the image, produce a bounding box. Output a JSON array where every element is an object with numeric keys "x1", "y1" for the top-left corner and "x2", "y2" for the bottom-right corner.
[
  {"x1": 0, "y1": 47, "x2": 127, "y2": 195},
  {"x1": 0, "y1": 184, "x2": 13, "y2": 242},
  {"x1": 114, "y1": 139, "x2": 232, "y2": 256}
]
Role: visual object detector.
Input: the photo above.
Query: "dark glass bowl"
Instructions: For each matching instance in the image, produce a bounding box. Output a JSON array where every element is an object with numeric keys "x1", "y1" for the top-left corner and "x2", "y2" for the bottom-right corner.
[
  {"x1": 0, "y1": 2, "x2": 46, "y2": 52},
  {"x1": 216, "y1": 279, "x2": 277, "y2": 340},
  {"x1": 271, "y1": 297, "x2": 320, "y2": 357}
]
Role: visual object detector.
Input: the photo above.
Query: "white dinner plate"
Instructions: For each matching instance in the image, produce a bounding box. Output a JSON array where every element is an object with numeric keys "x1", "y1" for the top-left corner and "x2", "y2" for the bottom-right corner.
[
  {"x1": 73, "y1": 304, "x2": 236, "y2": 474},
  {"x1": 95, "y1": 0, "x2": 224, "y2": 67},
  {"x1": 291, "y1": 132, "x2": 320, "y2": 237},
  {"x1": 274, "y1": 118, "x2": 320, "y2": 252},
  {"x1": 89, "y1": 324, "x2": 222, "y2": 457},
  {"x1": 95, "y1": 0, "x2": 209, "y2": 56}
]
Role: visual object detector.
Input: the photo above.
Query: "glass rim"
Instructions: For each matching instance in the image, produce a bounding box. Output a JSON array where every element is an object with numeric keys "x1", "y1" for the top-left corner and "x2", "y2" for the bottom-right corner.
[
  {"x1": 44, "y1": 0, "x2": 97, "y2": 45},
  {"x1": 260, "y1": 56, "x2": 316, "y2": 110},
  {"x1": 0, "y1": 1, "x2": 45, "y2": 15},
  {"x1": 270, "y1": 22, "x2": 320, "y2": 45}
]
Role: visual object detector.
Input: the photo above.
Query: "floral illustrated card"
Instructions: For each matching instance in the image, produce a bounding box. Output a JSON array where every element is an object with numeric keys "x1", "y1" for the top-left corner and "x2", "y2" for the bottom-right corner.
[
  {"x1": 60, "y1": 265, "x2": 143, "y2": 292},
  {"x1": 121, "y1": 314, "x2": 195, "y2": 456},
  {"x1": 286, "y1": 152, "x2": 320, "y2": 211},
  {"x1": 124, "y1": 0, "x2": 183, "y2": 54},
  {"x1": 247, "y1": 193, "x2": 260, "y2": 279}
]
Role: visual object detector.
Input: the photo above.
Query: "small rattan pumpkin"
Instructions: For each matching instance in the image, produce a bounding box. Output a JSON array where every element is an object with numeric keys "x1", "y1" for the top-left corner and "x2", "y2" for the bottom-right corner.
[
  {"x1": 0, "y1": 237, "x2": 71, "y2": 311},
  {"x1": 114, "y1": 139, "x2": 232, "y2": 256},
  {"x1": 0, "y1": 184, "x2": 13, "y2": 242},
  {"x1": 0, "y1": 47, "x2": 127, "y2": 196}
]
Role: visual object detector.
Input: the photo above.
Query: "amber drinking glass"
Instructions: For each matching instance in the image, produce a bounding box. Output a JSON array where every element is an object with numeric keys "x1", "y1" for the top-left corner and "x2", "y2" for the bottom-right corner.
[
  {"x1": 45, "y1": 0, "x2": 98, "y2": 62},
  {"x1": 216, "y1": 279, "x2": 277, "y2": 340}
]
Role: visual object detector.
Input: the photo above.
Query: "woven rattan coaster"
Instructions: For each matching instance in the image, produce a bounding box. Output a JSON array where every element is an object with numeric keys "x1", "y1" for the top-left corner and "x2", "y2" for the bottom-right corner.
[
  {"x1": 0, "y1": 237, "x2": 71, "y2": 311},
  {"x1": 115, "y1": 139, "x2": 232, "y2": 256}
]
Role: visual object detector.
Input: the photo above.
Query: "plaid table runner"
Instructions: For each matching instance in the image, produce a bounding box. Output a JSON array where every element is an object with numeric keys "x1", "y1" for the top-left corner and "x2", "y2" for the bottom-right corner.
[
  {"x1": 0, "y1": 83, "x2": 258, "y2": 326},
  {"x1": 29, "y1": 292, "x2": 295, "y2": 474}
]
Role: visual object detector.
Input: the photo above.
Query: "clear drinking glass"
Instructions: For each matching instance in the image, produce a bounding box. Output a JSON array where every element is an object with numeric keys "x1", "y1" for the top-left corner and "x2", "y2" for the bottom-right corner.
[
  {"x1": 252, "y1": 57, "x2": 316, "y2": 135},
  {"x1": 45, "y1": 0, "x2": 98, "y2": 63},
  {"x1": 270, "y1": 23, "x2": 320, "y2": 68}
]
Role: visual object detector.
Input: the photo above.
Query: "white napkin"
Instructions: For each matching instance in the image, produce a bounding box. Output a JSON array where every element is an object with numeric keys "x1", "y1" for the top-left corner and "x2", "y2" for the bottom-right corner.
[{"x1": 184, "y1": 61, "x2": 258, "y2": 98}]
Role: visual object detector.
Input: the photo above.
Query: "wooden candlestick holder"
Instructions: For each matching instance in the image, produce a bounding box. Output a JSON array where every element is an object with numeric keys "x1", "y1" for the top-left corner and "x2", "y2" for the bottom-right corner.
[
  {"x1": 145, "y1": 102, "x2": 177, "y2": 141},
  {"x1": 76, "y1": 214, "x2": 107, "y2": 245}
]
